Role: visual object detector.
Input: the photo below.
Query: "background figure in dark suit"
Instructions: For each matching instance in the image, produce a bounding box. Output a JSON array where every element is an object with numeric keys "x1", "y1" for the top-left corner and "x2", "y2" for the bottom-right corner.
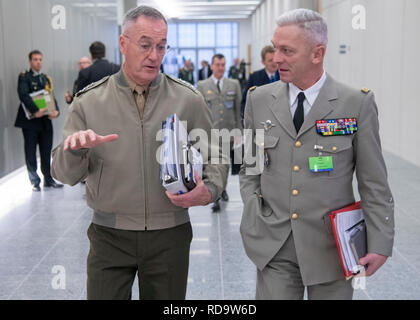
[
  {"x1": 241, "y1": 45, "x2": 280, "y2": 121},
  {"x1": 65, "y1": 56, "x2": 92, "y2": 105},
  {"x1": 198, "y1": 60, "x2": 212, "y2": 81},
  {"x1": 15, "y1": 50, "x2": 63, "y2": 191},
  {"x1": 76, "y1": 41, "x2": 120, "y2": 92}
]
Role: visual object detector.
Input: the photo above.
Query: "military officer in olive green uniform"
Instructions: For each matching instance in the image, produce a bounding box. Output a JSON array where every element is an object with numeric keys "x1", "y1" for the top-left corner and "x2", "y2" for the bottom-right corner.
[
  {"x1": 52, "y1": 6, "x2": 228, "y2": 300},
  {"x1": 197, "y1": 53, "x2": 243, "y2": 212},
  {"x1": 240, "y1": 9, "x2": 394, "y2": 300},
  {"x1": 228, "y1": 57, "x2": 247, "y2": 91}
]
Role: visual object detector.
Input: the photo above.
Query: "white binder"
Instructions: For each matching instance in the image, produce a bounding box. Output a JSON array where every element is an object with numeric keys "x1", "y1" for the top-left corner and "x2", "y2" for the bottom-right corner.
[{"x1": 160, "y1": 114, "x2": 203, "y2": 195}]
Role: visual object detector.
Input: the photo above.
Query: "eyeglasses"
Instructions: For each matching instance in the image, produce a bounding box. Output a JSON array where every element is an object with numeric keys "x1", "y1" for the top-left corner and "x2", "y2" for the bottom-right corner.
[{"x1": 123, "y1": 34, "x2": 171, "y2": 56}]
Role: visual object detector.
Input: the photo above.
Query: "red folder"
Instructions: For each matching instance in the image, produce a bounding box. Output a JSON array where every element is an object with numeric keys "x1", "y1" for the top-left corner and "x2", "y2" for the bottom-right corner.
[{"x1": 329, "y1": 201, "x2": 362, "y2": 279}]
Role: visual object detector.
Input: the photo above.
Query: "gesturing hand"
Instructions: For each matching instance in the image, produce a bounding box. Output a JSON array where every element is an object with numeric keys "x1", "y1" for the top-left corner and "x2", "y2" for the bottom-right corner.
[
  {"x1": 63, "y1": 129, "x2": 119, "y2": 151},
  {"x1": 165, "y1": 171, "x2": 211, "y2": 208}
]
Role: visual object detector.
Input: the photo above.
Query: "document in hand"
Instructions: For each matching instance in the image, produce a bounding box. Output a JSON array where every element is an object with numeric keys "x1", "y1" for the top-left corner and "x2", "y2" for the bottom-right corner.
[
  {"x1": 160, "y1": 114, "x2": 203, "y2": 195},
  {"x1": 21, "y1": 89, "x2": 56, "y2": 119},
  {"x1": 329, "y1": 201, "x2": 367, "y2": 279},
  {"x1": 29, "y1": 89, "x2": 56, "y2": 114}
]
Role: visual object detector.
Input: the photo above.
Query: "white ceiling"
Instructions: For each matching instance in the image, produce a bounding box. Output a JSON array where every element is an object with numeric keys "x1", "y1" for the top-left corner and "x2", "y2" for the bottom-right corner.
[
  {"x1": 69, "y1": 0, "x2": 263, "y2": 22},
  {"x1": 138, "y1": 0, "x2": 263, "y2": 20},
  {"x1": 70, "y1": 0, "x2": 119, "y2": 21}
]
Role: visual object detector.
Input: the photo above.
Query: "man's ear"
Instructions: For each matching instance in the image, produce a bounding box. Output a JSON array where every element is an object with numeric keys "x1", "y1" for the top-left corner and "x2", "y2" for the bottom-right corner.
[
  {"x1": 119, "y1": 35, "x2": 127, "y2": 56},
  {"x1": 312, "y1": 45, "x2": 326, "y2": 64}
]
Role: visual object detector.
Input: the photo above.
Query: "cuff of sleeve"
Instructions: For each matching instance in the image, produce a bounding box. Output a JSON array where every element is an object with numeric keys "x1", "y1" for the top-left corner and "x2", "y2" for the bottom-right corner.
[
  {"x1": 203, "y1": 181, "x2": 219, "y2": 204},
  {"x1": 368, "y1": 239, "x2": 394, "y2": 258}
]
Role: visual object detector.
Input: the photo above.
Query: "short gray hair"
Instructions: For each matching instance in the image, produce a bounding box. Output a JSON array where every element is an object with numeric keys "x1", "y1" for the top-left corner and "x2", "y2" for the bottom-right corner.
[
  {"x1": 122, "y1": 5, "x2": 167, "y2": 31},
  {"x1": 276, "y1": 8, "x2": 328, "y2": 46}
]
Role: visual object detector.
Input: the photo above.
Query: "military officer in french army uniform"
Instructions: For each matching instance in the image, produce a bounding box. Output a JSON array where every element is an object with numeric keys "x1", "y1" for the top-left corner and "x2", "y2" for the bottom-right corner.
[
  {"x1": 197, "y1": 53, "x2": 243, "y2": 212},
  {"x1": 239, "y1": 9, "x2": 394, "y2": 300}
]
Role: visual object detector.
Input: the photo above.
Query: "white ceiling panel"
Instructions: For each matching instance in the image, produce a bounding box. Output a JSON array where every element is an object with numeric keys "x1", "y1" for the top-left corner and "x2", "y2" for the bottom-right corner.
[{"x1": 137, "y1": 0, "x2": 263, "y2": 20}]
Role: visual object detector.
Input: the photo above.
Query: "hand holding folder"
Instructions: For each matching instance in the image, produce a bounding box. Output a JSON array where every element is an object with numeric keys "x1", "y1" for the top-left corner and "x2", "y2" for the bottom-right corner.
[
  {"x1": 165, "y1": 170, "x2": 211, "y2": 208},
  {"x1": 330, "y1": 202, "x2": 366, "y2": 279},
  {"x1": 330, "y1": 202, "x2": 389, "y2": 278},
  {"x1": 160, "y1": 114, "x2": 203, "y2": 195},
  {"x1": 21, "y1": 89, "x2": 57, "y2": 120}
]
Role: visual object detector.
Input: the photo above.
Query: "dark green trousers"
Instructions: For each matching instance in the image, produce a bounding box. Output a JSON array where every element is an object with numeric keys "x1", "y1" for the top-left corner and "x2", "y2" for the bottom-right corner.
[{"x1": 86, "y1": 222, "x2": 193, "y2": 300}]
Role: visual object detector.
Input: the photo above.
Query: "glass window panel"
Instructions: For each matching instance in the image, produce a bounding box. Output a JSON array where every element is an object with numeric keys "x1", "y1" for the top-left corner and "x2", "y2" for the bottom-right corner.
[
  {"x1": 232, "y1": 23, "x2": 238, "y2": 46},
  {"x1": 167, "y1": 23, "x2": 177, "y2": 48},
  {"x1": 162, "y1": 50, "x2": 180, "y2": 78},
  {"x1": 197, "y1": 23, "x2": 215, "y2": 47},
  {"x1": 198, "y1": 49, "x2": 215, "y2": 66},
  {"x1": 216, "y1": 23, "x2": 232, "y2": 47},
  {"x1": 232, "y1": 48, "x2": 238, "y2": 61},
  {"x1": 178, "y1": 23, "x2": 196, "y2": 47}
]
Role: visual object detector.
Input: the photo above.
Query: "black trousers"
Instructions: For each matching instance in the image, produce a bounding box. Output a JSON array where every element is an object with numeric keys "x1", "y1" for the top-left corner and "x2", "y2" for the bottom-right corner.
[
  {"x1": 22, "y1": 128, "x2": 53, "y2": 185},
  {"x1": 86, "y1": 222, "x2": 193, "y2": 300},
  {"x1": 231, "y1": 145, "x2": 242, "y2": 175}
]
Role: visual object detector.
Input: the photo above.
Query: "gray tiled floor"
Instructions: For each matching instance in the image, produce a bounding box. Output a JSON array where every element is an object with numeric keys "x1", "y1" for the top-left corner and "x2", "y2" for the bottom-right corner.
[{"x1": 0, "y1": 151, "x2": 419, "y2": 300}]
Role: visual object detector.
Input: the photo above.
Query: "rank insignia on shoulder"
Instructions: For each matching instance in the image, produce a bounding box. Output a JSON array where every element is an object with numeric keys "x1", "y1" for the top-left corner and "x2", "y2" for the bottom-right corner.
[
  {"x1": 249, "y1": 86, "x2": 257, "y2": 92},
  {"x1": 75, "y1": 76, "x2": 110, "y2": 97},
  {"x1": 316, "y1": 118, "x2": 358, "y2": 136},
  {"x1": 361, "y1": 87, "x2": 370, "y2": 94}
]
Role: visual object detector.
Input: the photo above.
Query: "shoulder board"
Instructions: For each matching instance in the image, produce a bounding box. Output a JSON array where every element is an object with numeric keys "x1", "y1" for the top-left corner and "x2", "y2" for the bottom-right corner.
[
  {"x1": 45, "y1": 75, "x2": 53, "y2": 90},
  {"x1": 19, "y1": 70, "x2": 27, "y2": 77},
  {"x1": 75, "y1": 76, "x2": 110, "y2": 97},
  {"x1": 166, "y1": 74, "x2": 199, "y2": 94},
  {"x1": 361, "y1": 87, "x2": 370, "y2": 94},
  {"x1": 249, "y1": 86, "x2": 257, "y2": 92}
]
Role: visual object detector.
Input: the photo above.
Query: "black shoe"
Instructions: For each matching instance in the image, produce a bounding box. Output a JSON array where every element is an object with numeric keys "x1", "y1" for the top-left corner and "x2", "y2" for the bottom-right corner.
[
  {"x1": 211, "y1": 200, "x2": 221, "y2": 213},
  {"x1": 32, "y1": 184, "x2": 41, "y2": 192},
  {"x1": 44, "y1": 180, "x2": 64, "y2": 188},
  {"x1": 221, "y1": 190, "x2": 229, "y2": 202}
]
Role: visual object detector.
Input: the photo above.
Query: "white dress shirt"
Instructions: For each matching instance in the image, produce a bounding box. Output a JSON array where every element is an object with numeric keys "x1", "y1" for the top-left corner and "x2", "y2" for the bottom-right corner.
[
  {"x1": 289, "y1": 71, "x2": 327, "y2": 118},
  {"x1": 211, "y1": 75, "x2": 224, "y2": 92},
  {"x1": 266, "y1": 71, "x2": 276, "y2": 81}
]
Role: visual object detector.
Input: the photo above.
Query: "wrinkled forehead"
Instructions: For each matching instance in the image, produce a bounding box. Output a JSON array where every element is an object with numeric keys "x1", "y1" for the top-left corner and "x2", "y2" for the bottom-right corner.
[{"x1": 123, "y1": 16, "x2": 167, "y2": 41}]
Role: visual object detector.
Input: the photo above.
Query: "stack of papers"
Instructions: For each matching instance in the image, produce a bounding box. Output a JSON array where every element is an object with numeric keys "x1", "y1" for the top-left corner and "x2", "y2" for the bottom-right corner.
[
  {"x1": 160, "y1": 114, "x2": 203, "y2": 195},
  {"x1": 21, "y1": 89, "x2": 56, "y2": 119},
  {"x1": 330, "y1": 202, "x2": 367, "y2": 278}
]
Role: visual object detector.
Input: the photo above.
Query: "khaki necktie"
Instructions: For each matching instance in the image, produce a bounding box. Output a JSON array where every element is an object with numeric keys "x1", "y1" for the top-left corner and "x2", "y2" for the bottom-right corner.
[{"x1": 134, "y1": 87, "x2": 146, "y2": 119}]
